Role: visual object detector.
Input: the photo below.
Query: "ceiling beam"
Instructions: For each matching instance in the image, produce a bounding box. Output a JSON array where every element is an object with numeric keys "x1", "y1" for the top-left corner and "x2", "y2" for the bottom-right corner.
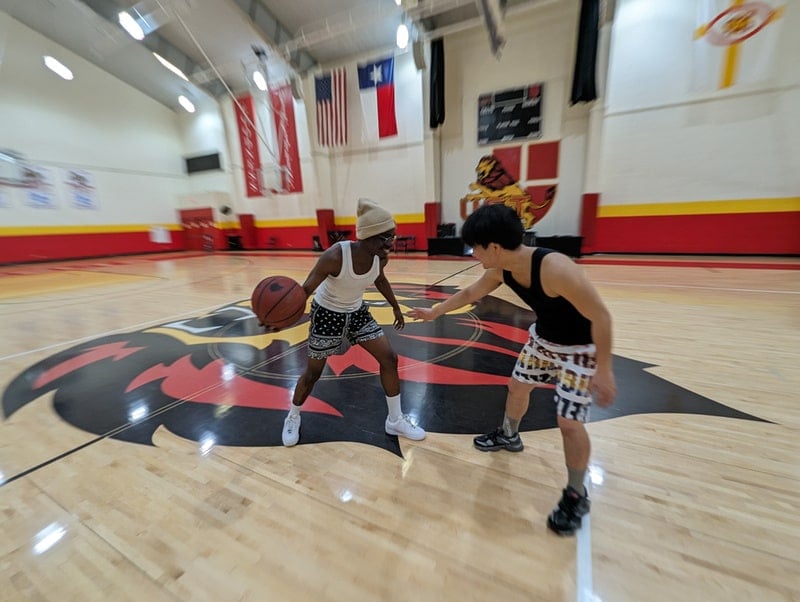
[
  {"x1": 78, "y1": 0, "x2": 228, "y2": 97},
  {"x1": 231, "y1": 0, "x2": 318, "y2": 74}
]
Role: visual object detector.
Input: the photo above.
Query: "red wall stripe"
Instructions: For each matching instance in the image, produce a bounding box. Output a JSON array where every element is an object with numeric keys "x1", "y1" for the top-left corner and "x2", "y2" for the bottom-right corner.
[
  {"x1": 0, "y1": 222, "x2": 431, "y2": 264},
  {"x1": 0, "y1": 232, "x2": 185, "y2": 264},
  {"x1": 594, "y1": 211, "x2": 800, "y2": 254}
]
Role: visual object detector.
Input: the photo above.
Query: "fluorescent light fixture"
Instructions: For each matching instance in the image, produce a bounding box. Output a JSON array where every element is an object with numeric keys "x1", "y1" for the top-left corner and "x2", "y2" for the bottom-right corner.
[
  {"x1": 396, "y1": 23, "x2": 409, "y2": 49},
  {"x1": 253, "y1": 70, "x2": 267, "y2": 91},
  {"x1": 178, "y1": 95, "x2": 195, "y2": 113},
  {"x1": 153, "y1": 52, "x2": 188, "y2": 81},
  {"x1": 43, "y1": 56, "x2": 73, "y2": 80},
  {"x1": 118, "y1": 11, "x2": 144, "y2": 40}
]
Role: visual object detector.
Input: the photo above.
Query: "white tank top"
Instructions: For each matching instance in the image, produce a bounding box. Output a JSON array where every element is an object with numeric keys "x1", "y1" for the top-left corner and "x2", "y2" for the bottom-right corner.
[{"x1": 314, "y1": 241, "x2": 380, "y2": 312}]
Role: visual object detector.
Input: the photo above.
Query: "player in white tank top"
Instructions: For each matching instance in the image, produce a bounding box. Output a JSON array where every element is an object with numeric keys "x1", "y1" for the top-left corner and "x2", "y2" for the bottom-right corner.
[
  {"x1": 314, "y1": 241, "x2": 380, "y2": 312},
  {"x1": 280, "y1": 198, "x2": 426, "y2": 447}
]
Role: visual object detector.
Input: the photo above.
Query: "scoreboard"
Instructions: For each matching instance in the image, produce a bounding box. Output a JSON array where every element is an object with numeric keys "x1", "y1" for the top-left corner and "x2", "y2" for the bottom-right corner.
[{"x1": 477, "y1": 83, "x2": 543, "y2": 145}]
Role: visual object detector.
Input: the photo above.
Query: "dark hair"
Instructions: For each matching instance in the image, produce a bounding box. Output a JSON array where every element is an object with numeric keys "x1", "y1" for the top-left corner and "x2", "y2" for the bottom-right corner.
[{"x1": 461, "y1": 203, "x2": 524, "y2": 250}]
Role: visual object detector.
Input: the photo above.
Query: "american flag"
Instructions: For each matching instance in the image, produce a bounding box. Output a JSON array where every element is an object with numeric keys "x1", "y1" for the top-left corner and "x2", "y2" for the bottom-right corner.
[{"x1": 314, "y1": 68, "x2": 347, "y2": 147}]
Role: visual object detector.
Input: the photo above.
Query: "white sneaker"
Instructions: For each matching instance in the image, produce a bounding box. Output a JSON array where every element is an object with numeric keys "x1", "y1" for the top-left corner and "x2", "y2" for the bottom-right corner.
[
  {"x1": 282, "y1": 412, "x2": 301, "y2": 447},
  {"x1": 385, "y1": 414, "x2": 426, "y2": 441}
]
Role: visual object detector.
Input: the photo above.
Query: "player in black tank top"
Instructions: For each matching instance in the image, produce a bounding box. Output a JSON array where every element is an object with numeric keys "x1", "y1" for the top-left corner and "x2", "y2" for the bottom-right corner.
[
  {"x1": 408, "y1": 203, "x2": 617, "y2": 536},
  {"x1": 502, "y1": 248, "x2": 592, "y2": 345}
]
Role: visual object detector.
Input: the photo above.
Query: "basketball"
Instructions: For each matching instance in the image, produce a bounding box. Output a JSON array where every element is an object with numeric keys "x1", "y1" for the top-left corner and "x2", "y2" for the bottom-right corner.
[{"x1": 251, "y1": 276, "x2": 306, "y2": 330}]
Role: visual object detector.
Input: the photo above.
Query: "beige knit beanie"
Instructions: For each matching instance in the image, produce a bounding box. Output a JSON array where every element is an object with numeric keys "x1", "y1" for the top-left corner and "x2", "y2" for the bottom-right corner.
[{"x1": 355, "y1": 198, "x2": 395, "y2": 240}]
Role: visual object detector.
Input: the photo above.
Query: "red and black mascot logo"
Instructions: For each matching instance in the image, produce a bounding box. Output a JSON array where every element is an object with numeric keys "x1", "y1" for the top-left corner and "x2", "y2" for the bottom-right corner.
[{"x1": 2, "y1": 284, "x2": 765, "y2": 459}]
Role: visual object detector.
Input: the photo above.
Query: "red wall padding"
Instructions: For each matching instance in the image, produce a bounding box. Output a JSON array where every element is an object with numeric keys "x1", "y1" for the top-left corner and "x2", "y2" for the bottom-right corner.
[
  {"x1": 0, "y1": 231, "x2": 185, "y2": 264},
  {"x1": 594, "y1": 212, "x2": 800, "y2": 255}
]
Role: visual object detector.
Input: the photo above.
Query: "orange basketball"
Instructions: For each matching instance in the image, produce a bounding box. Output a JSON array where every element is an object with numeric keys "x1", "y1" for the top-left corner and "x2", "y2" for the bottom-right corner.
[{"x1": 251, "y1": 276, "x2": 306, "y2": 330}]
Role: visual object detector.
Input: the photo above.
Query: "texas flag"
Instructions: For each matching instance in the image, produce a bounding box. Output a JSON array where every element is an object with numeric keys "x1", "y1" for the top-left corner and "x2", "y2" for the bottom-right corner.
[{"x1": 357, "y1": 55, "x2": 398, "y2": 140}]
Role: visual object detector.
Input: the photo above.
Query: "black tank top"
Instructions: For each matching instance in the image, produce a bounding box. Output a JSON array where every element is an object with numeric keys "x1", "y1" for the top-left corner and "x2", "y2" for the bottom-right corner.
[{"x1": 502, "y1": 248, "x2": 592, "y2": 345}]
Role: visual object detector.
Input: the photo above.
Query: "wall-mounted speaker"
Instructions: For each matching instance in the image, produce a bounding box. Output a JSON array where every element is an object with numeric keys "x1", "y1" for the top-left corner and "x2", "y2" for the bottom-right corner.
[
  {"x1": 412, "y1": 40, "x2": 426, "y2": 71},
  {"x1": 184, "y1": 152, "x2": 222, "y2": 174}
]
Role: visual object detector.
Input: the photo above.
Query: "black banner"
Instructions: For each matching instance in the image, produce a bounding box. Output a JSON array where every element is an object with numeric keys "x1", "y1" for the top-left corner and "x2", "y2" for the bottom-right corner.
[{"x1": 570, "y1": 0, "x2": 599, "y2": 104}]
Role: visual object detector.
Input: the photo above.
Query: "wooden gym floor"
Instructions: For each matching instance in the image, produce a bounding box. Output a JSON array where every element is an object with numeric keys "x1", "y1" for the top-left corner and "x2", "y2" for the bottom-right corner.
[{"x1": 1, "y1": 250, "x2": 798, "y2": 601}]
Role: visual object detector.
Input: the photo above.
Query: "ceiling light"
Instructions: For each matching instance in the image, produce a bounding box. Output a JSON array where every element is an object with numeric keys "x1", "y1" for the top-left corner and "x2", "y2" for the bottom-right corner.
[
  {"x1": 178, "y1": 95, "x2": 195, "y2": 113},
  {"x1": 253, "y1": 70, "x2": 267, "y2": 91},
  {"x1": 396, "y1": 23, "x2": 409, "y2": 49},
  {"x1": 395, "y1": 0, "x2": 402, "y2": 5},
  {"x1": 118, "y1": 11, "x2": 145, "y2": 40},
  {"x1": 153, "y1": 52, "x2": 188, "y2": 81},
  {"x1": 43, "y1": 56, "x2": 73, "y2": 80}
]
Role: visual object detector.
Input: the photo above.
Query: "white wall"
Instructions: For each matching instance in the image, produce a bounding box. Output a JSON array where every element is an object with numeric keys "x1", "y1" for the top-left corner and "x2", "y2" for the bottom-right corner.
[
  {"x1": 601, "y1": 0, "x2": 800, "y2": 205},
  {"x1": 438, "y1": 0, "x2": 589, "y2": 236},
  {"x1": 178, "y1": 104, "x2": 236, "y2": 208},
  {"x1": 303, "y1": 50, "x2": 431, "y2": 222},
  {"x1": 0, "y1": 12, "x2": 189, "y2": 227},
  {"x1": 209, "y1": 50, "x2": 430, "y2": 227},
  {"x1": 218, "y1": 91, "x2": 324, "y2": 223}
]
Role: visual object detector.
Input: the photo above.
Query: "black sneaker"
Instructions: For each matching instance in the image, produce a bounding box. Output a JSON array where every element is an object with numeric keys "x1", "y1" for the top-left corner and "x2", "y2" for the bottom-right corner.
[
  {"x1": 473, "y1": 427, "x2": 524, "y2": 452},
  {"x1": 547, "y1": 486, "x2": 591, "y2": 536}
]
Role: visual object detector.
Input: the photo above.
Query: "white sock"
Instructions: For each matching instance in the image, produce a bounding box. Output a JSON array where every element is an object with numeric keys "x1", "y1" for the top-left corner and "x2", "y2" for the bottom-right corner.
[
  {"x1": 289, "y1": 404, "x2": 301, "y2": 418},
  {"x1": 386, "y1": 394, "x2": 402, "y2": 421}
]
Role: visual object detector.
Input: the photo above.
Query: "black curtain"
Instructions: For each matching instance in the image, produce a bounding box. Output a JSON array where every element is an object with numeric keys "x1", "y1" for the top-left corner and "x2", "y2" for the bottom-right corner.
[
  {"x1": 570, "y1": 0, "x2": 599, "y2": 104},
  {"x1": 429, "y1": 38, "x2": 445, "y2": 129}
]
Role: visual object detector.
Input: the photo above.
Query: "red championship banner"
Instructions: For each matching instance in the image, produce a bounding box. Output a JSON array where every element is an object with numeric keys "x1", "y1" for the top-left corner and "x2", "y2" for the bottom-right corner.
[
  {"x1": 269, "y1": 85, "x2": 303, "y2": 193},
  {"x1": 234, "y1": 95, "x2": 264, "y2": 197}
]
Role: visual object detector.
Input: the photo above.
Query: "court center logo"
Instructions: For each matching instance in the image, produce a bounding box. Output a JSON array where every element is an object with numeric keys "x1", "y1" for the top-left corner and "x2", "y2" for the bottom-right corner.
[{"x1": 2, "y1": 284, "x2": 765, "y2": 457}]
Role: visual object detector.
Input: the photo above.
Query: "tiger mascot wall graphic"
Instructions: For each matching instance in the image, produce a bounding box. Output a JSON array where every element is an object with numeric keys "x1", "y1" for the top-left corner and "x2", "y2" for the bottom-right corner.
[
  {"x1": 1, "y1": 283, "x2": 766, "y2": 481},
  {"x1": 460, "y1": 154, "x2": 555, "y2": 228}
]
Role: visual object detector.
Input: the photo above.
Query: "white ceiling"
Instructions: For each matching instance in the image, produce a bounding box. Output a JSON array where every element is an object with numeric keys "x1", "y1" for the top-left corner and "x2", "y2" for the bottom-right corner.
[{"x1": 1, "y1": 0, "x2": 546, "y2": 111}]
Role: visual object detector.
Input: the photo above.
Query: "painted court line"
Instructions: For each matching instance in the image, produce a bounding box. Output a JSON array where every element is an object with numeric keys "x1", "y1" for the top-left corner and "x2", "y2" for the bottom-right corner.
[
  {"x1": 0, "y1": 302, "x2": 232, "y2": 362},
  {"x1": 576, "y1": 512, "x2": 595, "y2": 602}
]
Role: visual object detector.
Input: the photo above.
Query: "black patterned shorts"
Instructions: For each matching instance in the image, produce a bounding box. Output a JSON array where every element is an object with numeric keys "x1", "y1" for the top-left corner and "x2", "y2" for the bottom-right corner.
[{"x1": 307, "y1": 300, "x2": 384, "y2": 359}]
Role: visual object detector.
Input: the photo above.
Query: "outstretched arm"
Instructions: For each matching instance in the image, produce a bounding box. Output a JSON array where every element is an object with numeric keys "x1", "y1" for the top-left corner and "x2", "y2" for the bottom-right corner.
[
  {"x1": 407, "y1": 269, "x2": 504, "y2": 321},
  {"x1": 541, "y1": 253, "x2": 616, "y2": 407}
]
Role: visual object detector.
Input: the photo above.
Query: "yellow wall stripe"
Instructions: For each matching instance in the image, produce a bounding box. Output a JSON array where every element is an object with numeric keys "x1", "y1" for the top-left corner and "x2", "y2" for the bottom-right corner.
[
  {"x1": 0, "y1": 224, "x2": 182, "y2": 236},
  {"x1": 597, "y1": 198, "x2": 800, "y2": 218},
  {"x1": 1, "y1": 213, "x2": 428, "y2": 236},
  {"x1": 328, "y1": 213, "x2": 425, "y2": 227},
  {"x1": 254, "y1": 218, "x2": 318, "y2": 228}
]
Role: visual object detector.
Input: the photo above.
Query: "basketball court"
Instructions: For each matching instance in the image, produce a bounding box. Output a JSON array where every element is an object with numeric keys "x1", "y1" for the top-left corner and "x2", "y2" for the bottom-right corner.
[{"x1": 1, "y1": 250, "x2": 799, "y2": 601}]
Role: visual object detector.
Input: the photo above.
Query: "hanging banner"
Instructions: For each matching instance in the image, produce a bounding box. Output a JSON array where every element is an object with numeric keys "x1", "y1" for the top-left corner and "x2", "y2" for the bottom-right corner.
[
  {"x1": 357, "y1": 56, "x2": 398, "y2": 141},
  {"x1": 269, "y1": 84, "x2": 303, "y2": 193},
  {"x1": 64, "y1": 168, "x2": 98, "y2": 210},
  {"x1": 234, "y1": 95, "x2": 264, "y2": 197},
  {"x1": 315, "y1": 67, "x2": 348, "y2": 147},
  {"x1": 693, "y1": 1, "x2": 785, "y2": 92},
  {"x1": 25, "y1": 166, "x2": 57, "y2": 209}
]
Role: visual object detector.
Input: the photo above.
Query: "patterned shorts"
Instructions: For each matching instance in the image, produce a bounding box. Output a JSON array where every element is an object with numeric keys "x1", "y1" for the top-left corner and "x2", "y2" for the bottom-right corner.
[
  {"x1": 307, "y1": 300, "x2": 384, "y2": 359},
  {"x1": 512, "y1": 324, "x2": 597, "y2": 423}
]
